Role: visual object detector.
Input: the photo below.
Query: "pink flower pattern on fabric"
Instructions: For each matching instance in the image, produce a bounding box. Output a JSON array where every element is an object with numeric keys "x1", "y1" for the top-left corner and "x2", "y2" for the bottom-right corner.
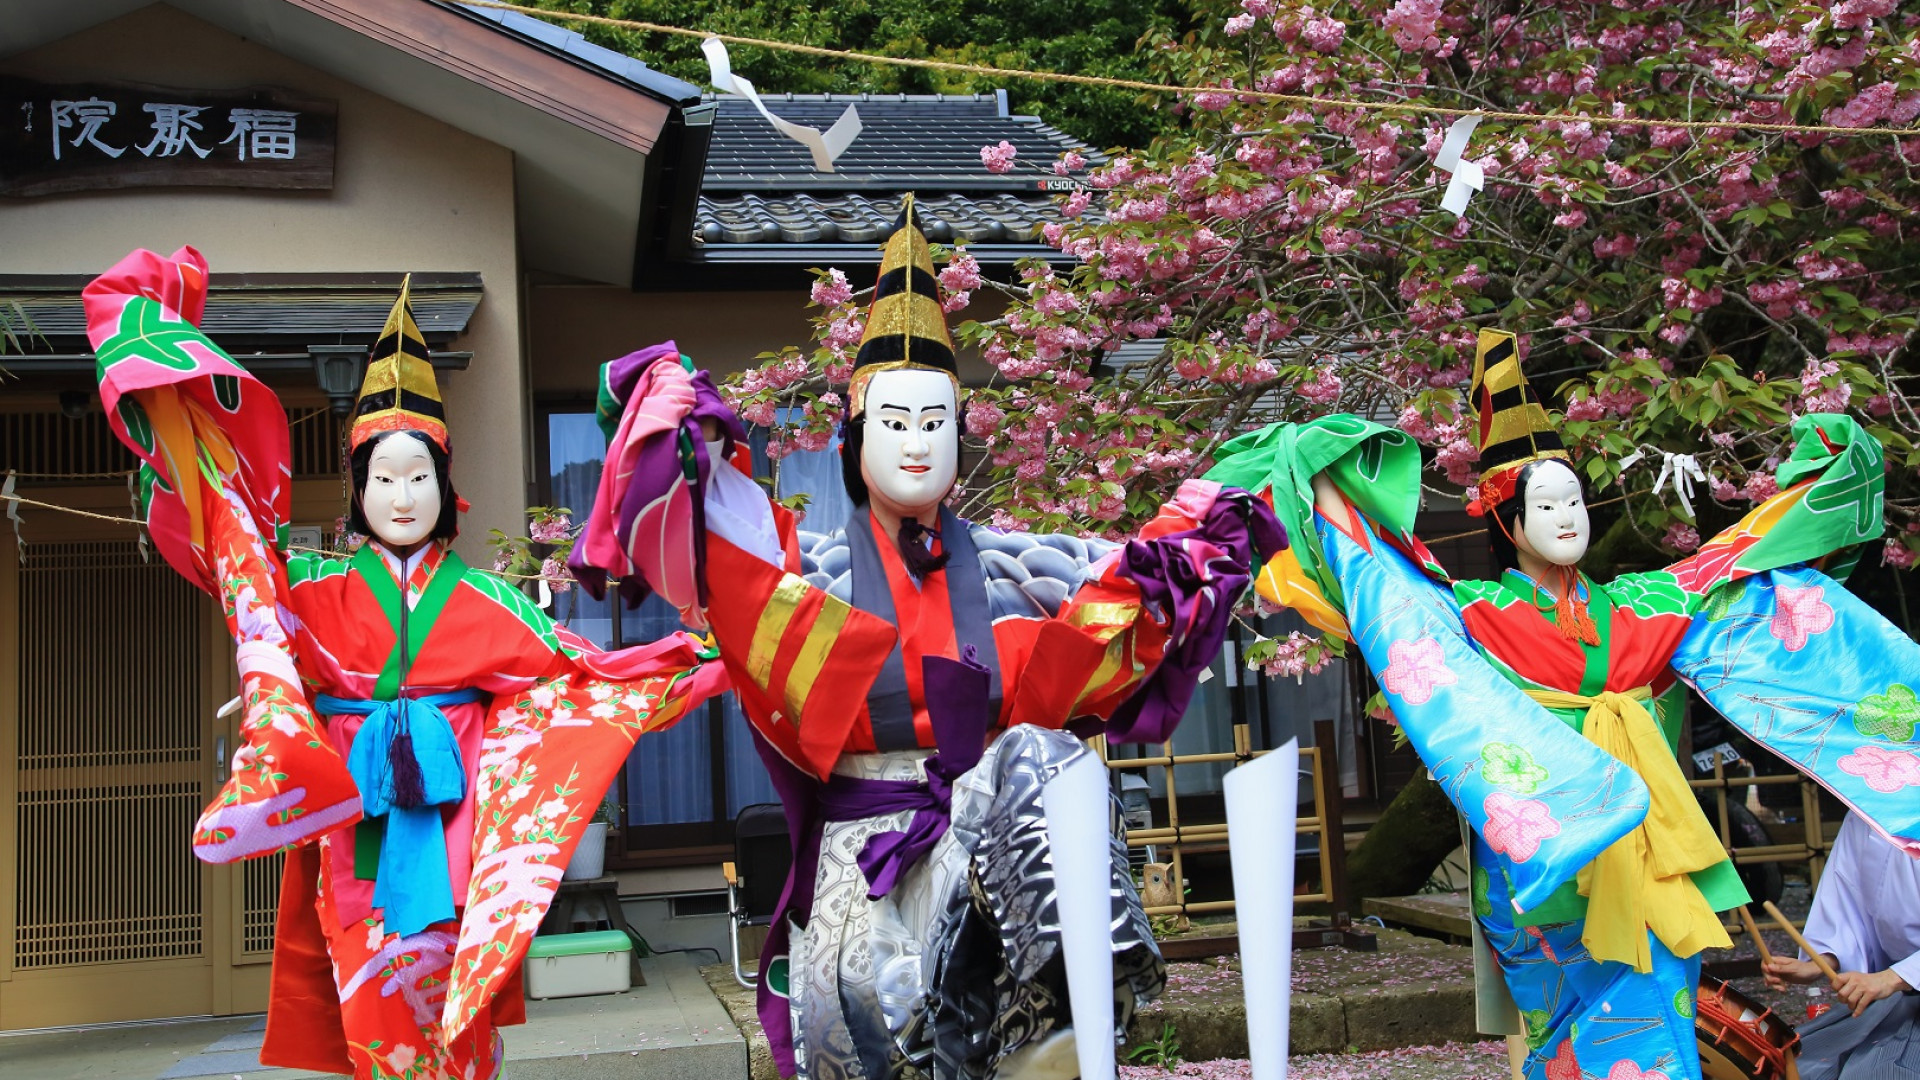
[
  {"x1": 1770, "y1": 584, "x2": 1836, "y2": 652},
  {"x1": 1606, "y1": 1062, "x2": 1668, "y2": 1080},
  {"x1": 1380, "y1": 637, "x2": 1457, "y2": 705},
  {"x1": 1837, "y1": 744, "x2": 1920, "y2": 793},
  {"x1": 1543, "y1": 1041, "x2": 1581, "y2": 1080},
  {"x1": 1483, "y1": 792, "x2": 1562, "y2": 863}
]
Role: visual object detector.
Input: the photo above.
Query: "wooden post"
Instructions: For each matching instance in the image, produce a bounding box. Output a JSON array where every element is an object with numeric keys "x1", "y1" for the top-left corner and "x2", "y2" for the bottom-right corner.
[{"x1": 1314, "y1": 719, "x2": 1351, "y2": 921}]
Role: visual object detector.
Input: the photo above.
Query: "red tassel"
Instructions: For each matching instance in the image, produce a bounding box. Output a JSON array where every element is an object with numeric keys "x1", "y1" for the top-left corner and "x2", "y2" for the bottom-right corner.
[{"x1": 1554, "y1": 568, "x2": 1599, "y2": 646}]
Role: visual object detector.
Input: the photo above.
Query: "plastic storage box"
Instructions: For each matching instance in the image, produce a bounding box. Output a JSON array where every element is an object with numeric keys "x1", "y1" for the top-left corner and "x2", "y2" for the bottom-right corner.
[{"x1": 524, "y1": 930, "x2": 634, "y2": 999}]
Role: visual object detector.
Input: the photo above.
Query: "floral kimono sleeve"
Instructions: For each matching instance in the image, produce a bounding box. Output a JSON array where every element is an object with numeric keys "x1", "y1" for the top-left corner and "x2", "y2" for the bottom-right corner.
[
  {"x1": 441, "y1": 573, "x2": 729, "y2": 1040},
  {"x1": 89, "y1": 247, "x2": 360, "y2": 864},
  {"x1": 1668, "y1": 414, "x2": 1885, "y2": 599},
  {"x1": 1660, "y1": 420, "x2": 1920, "y2": 853}
]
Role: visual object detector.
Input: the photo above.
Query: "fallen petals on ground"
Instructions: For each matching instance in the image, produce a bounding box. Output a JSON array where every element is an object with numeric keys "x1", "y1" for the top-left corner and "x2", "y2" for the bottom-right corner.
[{"x1": 1121, "y1": 1040, "x2": 1509, "y2": 1080}]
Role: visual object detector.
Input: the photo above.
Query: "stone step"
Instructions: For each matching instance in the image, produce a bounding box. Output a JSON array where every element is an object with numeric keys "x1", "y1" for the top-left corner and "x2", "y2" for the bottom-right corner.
[{"x1": 1361, "y1": 891, "x2": 1476, "y2": 942}]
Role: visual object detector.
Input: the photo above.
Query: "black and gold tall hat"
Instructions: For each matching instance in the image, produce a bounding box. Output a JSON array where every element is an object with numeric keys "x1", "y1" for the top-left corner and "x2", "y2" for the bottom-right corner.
[
  {"x1": 1468, "y1": 328, "x2": 1568, "y2": 513},
  {"x1": 847, "y1": 194, "x2": 960, "y2": 416},
  {"x1": 350, "y1": 276, "x2": 448, "y2": 452}
]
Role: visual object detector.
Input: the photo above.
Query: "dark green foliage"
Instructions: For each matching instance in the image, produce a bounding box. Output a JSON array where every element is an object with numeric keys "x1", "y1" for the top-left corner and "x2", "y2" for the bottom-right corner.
[{"x1": 519, "y1": 0, "x2": 1195, "y2": 147}]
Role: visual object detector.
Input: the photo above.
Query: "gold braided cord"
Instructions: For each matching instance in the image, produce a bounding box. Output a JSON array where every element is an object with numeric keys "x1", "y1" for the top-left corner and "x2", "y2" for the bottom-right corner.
[{"x1": 455, "y1": 0, "x2": 1920, "y2": 139}]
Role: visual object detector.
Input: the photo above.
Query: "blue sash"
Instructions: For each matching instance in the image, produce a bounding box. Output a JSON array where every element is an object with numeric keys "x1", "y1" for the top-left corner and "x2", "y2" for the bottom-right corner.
[{"x1": 319, "y1": 688, "x2": 483, "y2": 937}]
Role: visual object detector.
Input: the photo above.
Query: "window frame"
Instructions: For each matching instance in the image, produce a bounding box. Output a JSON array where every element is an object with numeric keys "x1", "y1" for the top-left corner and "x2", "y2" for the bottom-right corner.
[{"x1": 533, "y1": 395, "x2": 743, "y2": 868}]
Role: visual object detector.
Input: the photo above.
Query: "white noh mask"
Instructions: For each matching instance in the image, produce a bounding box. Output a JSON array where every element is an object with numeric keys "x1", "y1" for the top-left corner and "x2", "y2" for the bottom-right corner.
[
  {"x1": 859, "y1": 368, "x2": 959, "y2": 517},
  {"x1": 1515, "y1": 458, "x2": 1590, "y2": 568},
  {"x1": 362, "y1": 432, "x2": 442, "y2": 552}
]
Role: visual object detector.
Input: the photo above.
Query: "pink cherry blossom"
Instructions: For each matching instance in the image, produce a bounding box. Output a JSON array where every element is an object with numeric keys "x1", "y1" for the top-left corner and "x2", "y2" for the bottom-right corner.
[
  {"x1": 1744, "y1": 473, "x2": 1780, "y2": 502},
  {"x1": 1885, "y1": 540, "x2": 1917, "y2": 569},
  {"x1": 1483, "y1": 792, "x2": 1563, "y2": 864},
  {"x1": 810, "y1": 268, "x2": 852, "y2": 308},
  {"x1": 980, "y1": 140, "x2": 1018, "y2": 174},
  {"x1": 1664, "y1": 523, "x2": 1701, "y2": 553}
]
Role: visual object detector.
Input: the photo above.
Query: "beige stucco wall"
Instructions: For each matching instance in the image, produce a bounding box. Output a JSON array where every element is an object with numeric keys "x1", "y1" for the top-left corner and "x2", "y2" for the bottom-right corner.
[
  {"x1": 0, "y1": 3, "x2": 527, "y2": 555},
  {"x1": 528, "y1": 285, "x2": 1007, "y2": 391}
]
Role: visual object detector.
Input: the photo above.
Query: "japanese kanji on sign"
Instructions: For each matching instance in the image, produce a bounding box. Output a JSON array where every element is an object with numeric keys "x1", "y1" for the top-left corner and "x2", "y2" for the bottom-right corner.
[{"x1": 0, "y1": 77, "x2": 335, "y2": 197}]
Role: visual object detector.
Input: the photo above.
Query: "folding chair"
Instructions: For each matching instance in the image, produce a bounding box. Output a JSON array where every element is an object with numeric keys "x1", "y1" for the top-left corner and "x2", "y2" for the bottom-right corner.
[{"x1": 723, "y1": 802, "x2": 792, "y2": 990}]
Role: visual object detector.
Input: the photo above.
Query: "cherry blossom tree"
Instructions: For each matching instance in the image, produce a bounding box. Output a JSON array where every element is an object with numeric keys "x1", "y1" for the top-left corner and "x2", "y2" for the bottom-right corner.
[
  {"x1": 721, "y1": 0, "x2": 1920, "y2": 898},
  {"x1": 736, "y1": 0, "x2": 1919, "y2": 536}
]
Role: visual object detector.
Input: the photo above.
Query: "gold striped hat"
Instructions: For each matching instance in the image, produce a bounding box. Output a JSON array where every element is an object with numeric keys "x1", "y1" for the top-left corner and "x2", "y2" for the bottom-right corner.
[
  {"x1": 350, "y1": 276, "x2": 448, "y2": 452},
  {"x1": 1468, "y1": 328, "x2": 1568, "y2": 515},
  {"x1": 847, "y1": 194, "x2": 959, "y2": 416}
]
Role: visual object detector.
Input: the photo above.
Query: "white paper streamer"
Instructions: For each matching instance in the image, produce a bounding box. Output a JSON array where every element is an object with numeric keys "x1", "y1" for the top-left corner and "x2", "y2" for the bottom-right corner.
[
  {"x1": 1225, "y1": 740, "x2": 1300, "y2": 1080},
  {"x1": 1651, "y1": 452, "x2": 1707, "y2": 518},
  {"x1": 1618, "y1": 449, "x2": 1707, "y2": 517},
  {"x1": 1434, "y1": 113, "x2": 1485, "y2": 217},
  {"x1": 1044, "y1": 752, "x2": 1117, "y2": 1080},
  {"x1": 3, "y1": 471, "x2": 22, "y2": 564},
  {"x1": 704, "y1": 37, "x2": 862, "y2": 173}
]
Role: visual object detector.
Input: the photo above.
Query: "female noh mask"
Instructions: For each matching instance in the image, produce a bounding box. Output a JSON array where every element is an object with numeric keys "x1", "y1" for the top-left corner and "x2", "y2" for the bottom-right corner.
[
  {"x1": 568, "y1": 197, "x2": 1285, "y2": 1080},
  {"x1": 88, "y1": 254, "x2": 723, "y2": 1080},
  {"x1": 351, "y1": 428, "x2": 457, "y2": 554}
]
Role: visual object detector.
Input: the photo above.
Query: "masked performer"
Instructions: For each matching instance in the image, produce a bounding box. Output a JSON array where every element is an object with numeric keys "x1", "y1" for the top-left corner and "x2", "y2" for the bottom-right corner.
[
  {"x1": 1763, "y1": 812, "x2": 1919, "y2": 1079},
  {"x1": 87, "y1": 248, "x2": 726, "y2": 1080},
  {"x1": 568, "y1": 201, "x2": 1284, "y2": 1080},
  {"x1": 1205, "y1": 329, "x2": 1920, "y2": 1080}
]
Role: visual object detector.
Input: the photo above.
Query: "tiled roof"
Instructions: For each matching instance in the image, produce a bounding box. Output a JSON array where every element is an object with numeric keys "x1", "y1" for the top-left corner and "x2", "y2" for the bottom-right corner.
[
  {"x1": 693, "y1": 93, "x2": 1095, "y2": 260},
  {"x1": 695, "y1": 191, "x2": 1086, "y2": 245},
  {"x1": 701, "y1": 93, "x2": 1093, "y2": 192}
]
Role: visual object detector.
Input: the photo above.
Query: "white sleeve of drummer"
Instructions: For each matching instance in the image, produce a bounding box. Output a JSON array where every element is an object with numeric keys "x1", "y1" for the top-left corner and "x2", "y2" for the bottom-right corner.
[
  {"x1": 703, "y1": 441, "x2": 783, "y2": 569},
  {"x1": 1800, "y1": 814, "x2": 1888, "y2": 974}
]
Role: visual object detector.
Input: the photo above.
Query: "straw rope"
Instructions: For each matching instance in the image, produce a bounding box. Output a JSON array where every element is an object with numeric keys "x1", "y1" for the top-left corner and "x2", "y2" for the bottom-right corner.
[
  {"x1": 0, "y1": 490, "x2": 563, "y2": 584},
  {"x1": 456, "y1": 0, "x2": 1920, "y2": 139}
]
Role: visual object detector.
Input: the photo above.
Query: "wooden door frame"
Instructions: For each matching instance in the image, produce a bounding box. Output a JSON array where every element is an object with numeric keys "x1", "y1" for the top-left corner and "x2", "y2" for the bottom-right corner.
[
  {"x1": 1, "y1": 523, "x2": 19, "y2": 991},
  {"x1": 0, "y1": 483, "x2": 245, "y2": 1029}
]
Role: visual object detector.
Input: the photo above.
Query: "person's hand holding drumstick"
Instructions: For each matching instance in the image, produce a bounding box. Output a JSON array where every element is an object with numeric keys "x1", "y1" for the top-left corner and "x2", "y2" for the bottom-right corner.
[{"x1": 1757, "y1": 900, "x2": 1913, "y2": 1016}]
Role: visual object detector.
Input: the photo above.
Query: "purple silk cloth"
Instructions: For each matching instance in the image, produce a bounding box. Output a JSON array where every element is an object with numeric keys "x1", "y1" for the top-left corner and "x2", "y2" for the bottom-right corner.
[
  {"x1": 568, "y1": 343, "x2": 747, "y2": 611},
  {"x1": 1100, "y1": 487, "x2": 1287, "y2": 745},
  {"x1": 817, "y1": 647, "x2": 993, "y2": 899}
]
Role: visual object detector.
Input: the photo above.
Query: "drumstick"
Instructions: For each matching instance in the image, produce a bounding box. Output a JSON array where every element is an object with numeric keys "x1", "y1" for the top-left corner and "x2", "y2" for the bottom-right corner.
[
  {"x1": 1762, "y1": 901, "x2": 1840, "y2": 982},
  {"x1": 1736, "y1": 905, "x2": 1773, "y2": 964}
]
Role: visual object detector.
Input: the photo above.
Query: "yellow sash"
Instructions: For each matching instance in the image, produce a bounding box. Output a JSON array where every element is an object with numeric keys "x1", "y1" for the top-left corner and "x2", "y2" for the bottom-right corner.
[{"x1": 1522, "y1": 687, "x2": 1732, "y2": 973}]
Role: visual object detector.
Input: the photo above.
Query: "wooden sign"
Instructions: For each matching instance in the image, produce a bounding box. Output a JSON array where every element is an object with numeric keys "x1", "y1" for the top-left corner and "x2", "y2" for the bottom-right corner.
[{"x1": 0, "y1": 77, "x2": 336, "y2": 197}]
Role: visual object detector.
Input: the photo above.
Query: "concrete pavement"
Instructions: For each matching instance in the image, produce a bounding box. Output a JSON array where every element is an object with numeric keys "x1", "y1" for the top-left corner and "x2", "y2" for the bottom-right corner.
[{"x1": 0, "y1": 954, "x2": 745, "y2": 1080}]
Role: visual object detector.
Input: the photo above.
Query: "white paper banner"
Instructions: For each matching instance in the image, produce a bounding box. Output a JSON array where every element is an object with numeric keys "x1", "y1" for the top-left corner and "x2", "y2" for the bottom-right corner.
[
  {"x1": 3, "y1": 471, "x2": 22, "y2": 564},
  {"x1": 1618, "y1": 448, "x2": 1708, "y2": 518},
  {"x1": 704, "y1": 37, "x2": 862, "y2": 173},
  {"x1": 1434, "y1": 113, "x2": 1485, "y2": 217},
  {"x1": 1225, "y1": 739, "x2": 1301, "y2": 1080},
  {"x1": 1044, "y1": 751, "x2": 1117, "y2": 1080}
]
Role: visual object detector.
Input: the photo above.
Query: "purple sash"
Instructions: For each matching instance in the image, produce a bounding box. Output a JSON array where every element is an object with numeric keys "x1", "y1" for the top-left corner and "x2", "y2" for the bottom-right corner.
[{"x1": 817, "y1": 646, "x2": 993, "y2": 899}]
